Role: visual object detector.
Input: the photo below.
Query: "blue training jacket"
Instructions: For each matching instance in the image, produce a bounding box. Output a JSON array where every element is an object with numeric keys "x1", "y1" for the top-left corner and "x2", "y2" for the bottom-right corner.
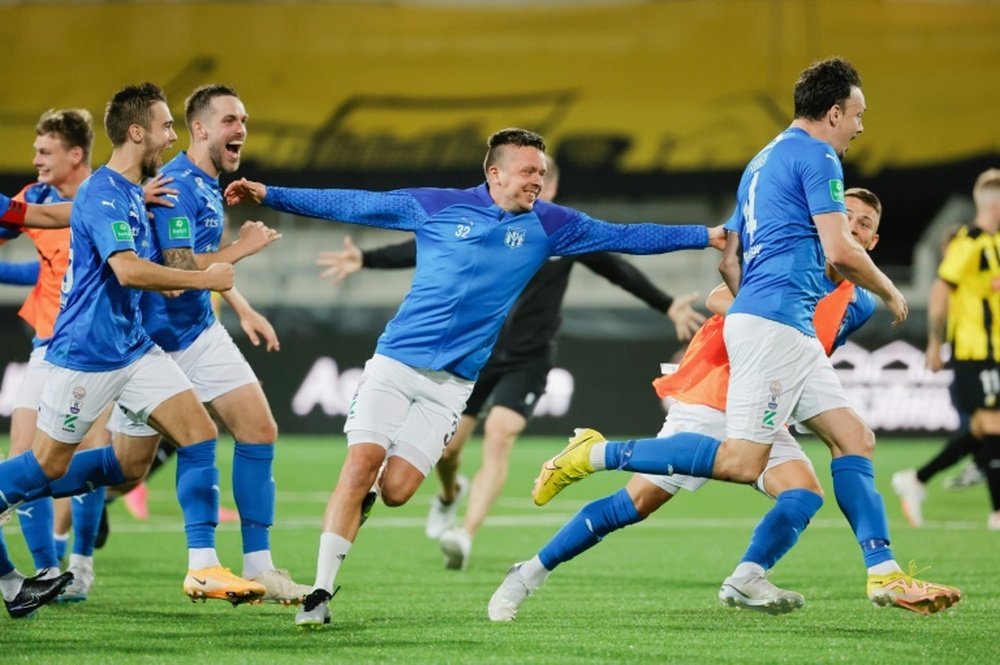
[{"x1": 265, "y1": 182, "x2": 708, "y2": 380}]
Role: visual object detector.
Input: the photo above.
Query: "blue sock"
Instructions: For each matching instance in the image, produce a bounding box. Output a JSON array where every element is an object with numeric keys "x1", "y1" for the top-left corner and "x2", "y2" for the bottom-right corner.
[
  {"x1": 176, "y1": 440, "x2": 219, "y2": 549},
  {"x1": 233, "y1": 443, "x2": 275, "y2": 554},
  {"x1": 740, "y1": 489, "x2": 823, "y2": 570},
  {"x1": 538, "y1": 488, "x2": 643, "y2": 570},
  {"x1": 49, "y1": 447, "x2": 127, "y2": 498},
  {"x1": 0, "y1": 532, "x2": 14, "y2": 576},
  {"x1": 17, "y1": 498, "x2": 59, "y2": 571},
  {"x1": 604, "y1": 432, "x2": 720, "y2": 477},
  {"x1": 0, "y1": 451, "x2": 52, "y2": 508},
  {"x1": 71, "y1": 487, "x2": 107, "y2": 557},
  {"x1": 831, "y1": 456, "x2": 894, "y2": 567}
]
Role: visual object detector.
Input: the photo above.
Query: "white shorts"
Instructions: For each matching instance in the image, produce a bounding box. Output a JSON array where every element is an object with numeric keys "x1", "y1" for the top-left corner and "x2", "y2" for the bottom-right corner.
[
  {"x1": 37, "y1": 347, "x2": 193, "y2": 444},
  {"x1": 12, "y1": 345, "x2": 51, "y2": 411},
  {"x1": 171, "y1": 321, "x2": 258, "y2": 403},
  {"x1": 638, "y1": 401, "x2": 813, "y2": 498},
  {"x1": 108, "y1": 321, "x2": 257, "y2": 437},
  {"x1": 344, "y1": 354, "x2": 473, "y2": 476},
  {"x1": 723, "y1": 313, "x2": 849, "y2": 444}
]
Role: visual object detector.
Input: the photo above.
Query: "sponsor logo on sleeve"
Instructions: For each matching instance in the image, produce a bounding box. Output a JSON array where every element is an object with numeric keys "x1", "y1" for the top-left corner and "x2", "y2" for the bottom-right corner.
[
  {"x1": 112, "y1": 221, "x2": 133, "y2": 242},
  {"x1": 168, "y1": 216, "x2": 192, "y2": 240},
  {"x1": 829, "y1": 179, "x2": 845, "y2": 203}
]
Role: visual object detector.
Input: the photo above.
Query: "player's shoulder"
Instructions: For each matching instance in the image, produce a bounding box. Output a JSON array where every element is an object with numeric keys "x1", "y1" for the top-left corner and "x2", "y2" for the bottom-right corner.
[
  {"x1": 402, "y1": 183, "x2": 491, "y2": 216},
  {"x1": 20, "y1": 182, "x2": 54, "y2": 204},
  {"x1": 160, "y1": 156, "x2": 202, "y2": 192},
  {"x1": 532, "y1": 199, "x2": 580, "y2": 231}
]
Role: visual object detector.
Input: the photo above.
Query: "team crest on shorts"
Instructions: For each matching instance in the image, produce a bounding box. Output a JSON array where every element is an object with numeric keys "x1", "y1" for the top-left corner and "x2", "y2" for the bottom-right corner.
[
  {"x1": 504, "y1": 227, "x2": 526, "y2": 249},
  {"x1": 762, "y1": 381, "x2": 782, "y2": 429},
  {"x1": 72, "y1": 386, "x2": 87, "y2": 400}
]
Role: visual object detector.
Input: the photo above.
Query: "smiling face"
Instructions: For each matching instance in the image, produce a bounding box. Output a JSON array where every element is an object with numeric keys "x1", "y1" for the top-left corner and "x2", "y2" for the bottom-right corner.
[
  {"x1": 832, "y1": 86, "x2": 866, "y2": 157},
  {"x1": 195, "y1": 94, "x2": 247, "y2": 176},
  {"x1": 487, "y1": 145, "x2": 546, "y2": 213},
  {"x1": 845, "y1": 194, "x2": 880, "y2": 251},
  {"x1": 33, "y1": 132, "x2": 82, "y2": 187},
  {"x1": 140, "y1": 101, "x2": 177, "y2": 179}
]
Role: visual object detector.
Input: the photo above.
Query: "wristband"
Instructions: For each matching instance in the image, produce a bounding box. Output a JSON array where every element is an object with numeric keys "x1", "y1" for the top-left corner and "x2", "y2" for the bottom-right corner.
[{"x1": 0, "y1": 195, "x2": 27, "y2": 227}]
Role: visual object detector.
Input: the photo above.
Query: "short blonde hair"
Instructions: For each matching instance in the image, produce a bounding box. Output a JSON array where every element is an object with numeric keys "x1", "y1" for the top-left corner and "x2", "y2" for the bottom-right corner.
[{"x1": 973, "y1": 168, "x2": 1000, "y2": 208}]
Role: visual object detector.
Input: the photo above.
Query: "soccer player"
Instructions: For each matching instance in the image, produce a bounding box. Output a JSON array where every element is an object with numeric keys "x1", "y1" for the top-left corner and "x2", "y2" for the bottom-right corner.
[
  {"x1": 897, "y1": 168, "x2": 1000, "y2": 530},
  {"x1": 0, "y1": 82, "x2": 264, "y2": 607},
  {"x1": 317, "y1": 159, "x2": 704, "y2": 571},
  {"x1": 532, "y1": 58, "x2": 962, "y2": 614},
  {"x1": 109, "y1": 83, "x2": 309, "y2": 604},
  {"x1": 0, "y1": 109, "x2": 175, "y2": 601},
  {"x1": 224, "y1": 127, "x2": 725, "y2": 626},
  {"x1": 491, "y1": 188, "x2": 920, "y2": 619}
]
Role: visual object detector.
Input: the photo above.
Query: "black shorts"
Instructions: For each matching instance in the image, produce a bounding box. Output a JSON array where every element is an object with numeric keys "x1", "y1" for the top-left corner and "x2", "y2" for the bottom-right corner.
[
  {"x1": 953, "y1": 360, "x2": 1000, "y2": 412},
  {"x1": 464, "y1": 360, "x2": 550, "y2": 419}
]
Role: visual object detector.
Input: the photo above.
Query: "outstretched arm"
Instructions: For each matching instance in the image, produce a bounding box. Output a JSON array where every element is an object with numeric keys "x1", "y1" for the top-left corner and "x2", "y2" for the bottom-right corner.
[
  {"x1": 225, "y1": 178, "x2": 427, "y2": 232},
  {"x1": 546, "y1": 210, "x2": 711, "y2": 257},
  {"x1": 318, "y1": 237, "x2": 416, "y2": 283},
  {"x1": 1, "y1": 193, "x2": 72, "y2": 229},
  {"x1": 575, "y1": 252, "x2": 705, "y2": 341}
]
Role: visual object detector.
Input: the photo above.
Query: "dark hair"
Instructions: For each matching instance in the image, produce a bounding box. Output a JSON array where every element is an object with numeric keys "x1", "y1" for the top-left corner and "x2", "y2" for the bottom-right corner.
[
  {"x1": 36, "y1": 108, "x2": 94, "y2": 162},
  {"x1": 185, "y1": 84, "x2": 240, "y2": 129},
  {"x1": 845, "y1": 187, "x2": 882, "y2": 217},
  {"x1": 793, "y1": 57, "x2": 862, "y2": 121},
  {"x1": 484, "y1": 128, "x2": 546, "y2": 172},
  {"x1": 104, "y1": 82, "x2": 167, "y2": 147}
]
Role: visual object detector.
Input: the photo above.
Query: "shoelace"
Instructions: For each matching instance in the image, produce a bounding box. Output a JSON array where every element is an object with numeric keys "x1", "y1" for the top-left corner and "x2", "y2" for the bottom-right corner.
[
  {"x1": 303, "y1": 585, "x2": 339, "y2": 611},
  {"x1": 904, "y1": 560, "x2": 931, "y2": 579}
]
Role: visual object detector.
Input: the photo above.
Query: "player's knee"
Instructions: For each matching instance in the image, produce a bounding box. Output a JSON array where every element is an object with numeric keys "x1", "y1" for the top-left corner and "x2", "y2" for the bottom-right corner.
[
  {"x1": 40, "y1": 454, "x2": 72, "y2": 480},
  {"x1": 630, "y1": 488, "x2": 670, "y2": 518},
  {"x1": 718, "y1": 459, "x2": 765, "y2": 484},
  {"x1": 379, "y1": 482, "x2": 417, "y2": 507},
  {"x1": 119, "y1": 457, "x2": 150, "y2": 483},
  {"x1": 247, "y1": 416, "x2": 278, "y2": 444},
  {"x1": 855, "y1": 426, "x2": 876, "y2": 458}
]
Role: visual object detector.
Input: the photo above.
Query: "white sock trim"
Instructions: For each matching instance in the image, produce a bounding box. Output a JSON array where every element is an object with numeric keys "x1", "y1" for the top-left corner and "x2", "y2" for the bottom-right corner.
[
  {"x1": 188, "y1": 547, "x2": 221, "y2": 570},
  {"x1": 590, "y1": 443, "x2": 607, "y2": 471},
  {"x1": 519, "y1": 555, "x2": 551, "y2": 590}
]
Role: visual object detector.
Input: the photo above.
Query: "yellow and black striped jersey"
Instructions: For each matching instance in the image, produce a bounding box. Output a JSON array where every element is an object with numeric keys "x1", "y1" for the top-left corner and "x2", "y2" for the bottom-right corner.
[{"x1": 938, "y1": 225, "x2": 1000, "y2": 361}]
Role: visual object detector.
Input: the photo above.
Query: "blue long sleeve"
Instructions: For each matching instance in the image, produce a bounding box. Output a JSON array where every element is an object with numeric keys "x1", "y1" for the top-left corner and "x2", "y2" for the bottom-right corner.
[
  {"x1": 264, "y1": 187, "x2": 428, "y2": 232},
  {"x1": 0, "y1": 259, "x2": 40, "y2": 285},
  {"x1": 547, "y1": 213, "x2": 709, "y2": 256}
]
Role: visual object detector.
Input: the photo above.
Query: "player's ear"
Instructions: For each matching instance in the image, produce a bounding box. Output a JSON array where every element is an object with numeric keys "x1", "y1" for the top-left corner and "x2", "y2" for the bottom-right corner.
[
  {"x1": 69, "y1": 145, "x2": 85, "y2": 167},
  {"x1": 192, "y1": 119, "x2": 207, "y2": 141},
  {"x1": 128, "y1": 124, "x2": 145, "y2": 144}
]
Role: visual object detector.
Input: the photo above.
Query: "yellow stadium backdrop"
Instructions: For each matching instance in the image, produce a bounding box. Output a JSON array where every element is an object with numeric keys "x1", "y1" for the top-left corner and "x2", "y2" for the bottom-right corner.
[{"x1": 1, "y1": 0, "x2": 997, "y2": 175}]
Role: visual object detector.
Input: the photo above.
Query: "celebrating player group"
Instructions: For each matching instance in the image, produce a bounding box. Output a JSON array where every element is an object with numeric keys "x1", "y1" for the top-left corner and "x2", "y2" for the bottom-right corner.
[{"x1": 0, "y1": 55, "x2": 962, "y2": 628}]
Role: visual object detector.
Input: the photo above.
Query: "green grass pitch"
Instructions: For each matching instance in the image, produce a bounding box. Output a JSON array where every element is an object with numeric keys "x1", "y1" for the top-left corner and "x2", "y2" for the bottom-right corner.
[{"x1": 1, "y1": 435, "x2": 996, "y2": 663}]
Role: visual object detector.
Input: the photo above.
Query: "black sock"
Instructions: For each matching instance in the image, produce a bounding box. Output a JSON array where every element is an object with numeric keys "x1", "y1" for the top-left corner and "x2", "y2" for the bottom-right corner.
[
  {"x1": 917, "y1": 430, "x2": 978, "y2": 484},
  {"x1": 975, "y1": 435, "x2": 1000, "y2": 511}
]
